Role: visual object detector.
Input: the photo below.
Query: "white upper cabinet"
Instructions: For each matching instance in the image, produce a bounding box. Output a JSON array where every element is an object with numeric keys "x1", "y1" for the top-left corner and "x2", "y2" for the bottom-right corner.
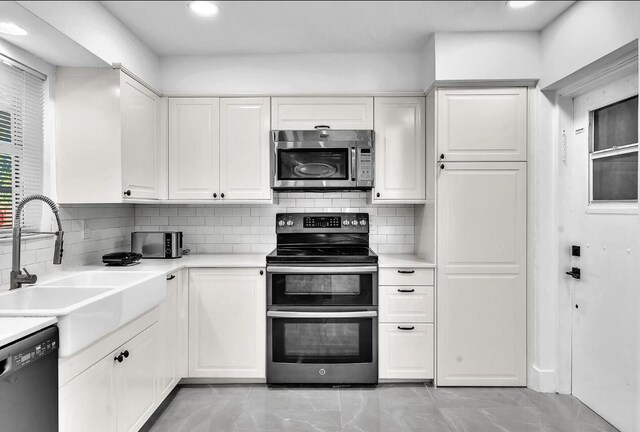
[
  {"x1": 373, "y1": 97, "x2": 426, "y2": 202},
  {"x1": 169, "y1": 98, "x2": 220, "y2": 200},
  {"x1": 437, "y1": 88, "x2": 527, "y2": 162},
  {"x1": 220, "y1": 98, "x2": 271, "y2": 200},
  {"x1": 56, "y1": 67, "x2": 165, "y2": 203},
  {"x1": 271, "y1": 97, "x2": 374, "y2": 130}
]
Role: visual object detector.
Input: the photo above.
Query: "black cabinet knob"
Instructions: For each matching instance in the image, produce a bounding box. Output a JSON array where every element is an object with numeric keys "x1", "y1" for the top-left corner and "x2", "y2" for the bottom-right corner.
[
  {"x1": 213, "y1": 193, "x2": 217, "y2": 198},
  {"x1": 114, "y1": 354, "x2": 124, "y2": 363},
  {"x1": 124, "y1": 190, "x2": 131, "y2": 196},
  {"x1": 123, "y1": 350, "x2": 129, "y2": 358},
  {"x1": 376, "y1": 192, "x2": 380, "y2": 198},
  {"x1": 259, "y1": 270, "x2": 264, "y2": 275},
  {"x1": 221, "y1": 193, "x2": 225, "y2": 198},
  {"x1": 440, "y1": 164, "x2": 445, "y2": 170},
  {"x1": 440, "y1": 153, "x2": 445, "y2": 160}
]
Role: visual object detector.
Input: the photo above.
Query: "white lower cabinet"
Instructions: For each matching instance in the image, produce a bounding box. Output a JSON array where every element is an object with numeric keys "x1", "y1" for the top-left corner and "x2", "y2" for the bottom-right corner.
[
  {"x1": 379, "y1": 323, "x2": 434, "y2": 380},
  {"x1": 378, "y1": 266, "x2": 434, "y2": 380},
  {"x1": 59, "y1": 323, "x2": 158, "y2": 432},
  {"x1": 189, "y1": 268, "x2": 266, "y2": 378}
]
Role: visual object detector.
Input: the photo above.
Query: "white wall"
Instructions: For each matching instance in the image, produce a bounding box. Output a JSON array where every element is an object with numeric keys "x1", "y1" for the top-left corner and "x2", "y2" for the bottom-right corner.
[
  {"x1": 160, "y1": 52, "x2": 425, "y2": 95},
  {"x1": 541, "y1": 1, "x2": 640, "y2": 88},
  {"x1": 421, "y1": 35, "x2": 436, "y2": 91},
  {"x1": 433, "y1": 32, "x2": 541, "y2": 83},
  {"x1": 18, "y1": 0, "x2": 161, "y2": 88}
]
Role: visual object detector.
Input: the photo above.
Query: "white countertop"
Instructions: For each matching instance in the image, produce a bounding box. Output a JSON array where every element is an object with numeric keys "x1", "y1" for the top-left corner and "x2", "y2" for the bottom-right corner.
[
  {"x1": 377, "y1": 254, "x2": 435, "y2": 268},
  {"x1": 0, "y1": 316, "x2": 57, "y2": 347}
]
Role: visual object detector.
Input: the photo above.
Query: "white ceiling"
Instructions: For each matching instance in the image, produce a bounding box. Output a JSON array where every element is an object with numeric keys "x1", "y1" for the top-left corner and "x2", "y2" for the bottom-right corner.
[{"x1": 102, "y1": 1, "x2": 575, "y2": 57}]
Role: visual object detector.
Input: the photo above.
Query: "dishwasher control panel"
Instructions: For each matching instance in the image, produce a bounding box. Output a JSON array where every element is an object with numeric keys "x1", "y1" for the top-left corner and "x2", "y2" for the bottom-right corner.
[{"x1": 12, "y1": 337, "x2": 57, "y2": 369}]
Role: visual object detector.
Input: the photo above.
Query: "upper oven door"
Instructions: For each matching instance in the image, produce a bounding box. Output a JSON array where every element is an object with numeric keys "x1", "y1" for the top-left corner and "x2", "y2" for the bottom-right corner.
[
  {"x1": 267, "y1": 265, "x2": 378, "y2": 307},
  {"x1": 271, "y1": 140, "x2": 356, "y2": 189}
]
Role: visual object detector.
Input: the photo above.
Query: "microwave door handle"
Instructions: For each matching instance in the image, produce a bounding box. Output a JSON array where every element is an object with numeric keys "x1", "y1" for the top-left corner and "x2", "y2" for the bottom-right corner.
[{"x1": 351, "y1": 147, "x2": 356, "y2": 181}]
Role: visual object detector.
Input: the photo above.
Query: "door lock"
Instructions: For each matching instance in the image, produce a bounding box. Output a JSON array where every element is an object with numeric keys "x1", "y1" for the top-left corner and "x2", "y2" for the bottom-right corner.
[{"x1": 565, "y1": 267, "x2": 581, "y2": 280}]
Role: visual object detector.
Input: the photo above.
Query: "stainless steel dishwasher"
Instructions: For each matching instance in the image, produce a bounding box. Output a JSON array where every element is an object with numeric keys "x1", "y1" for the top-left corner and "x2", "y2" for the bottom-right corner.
[{"x1": 0, "y1": 325, "x2": 58, "y2": 432}]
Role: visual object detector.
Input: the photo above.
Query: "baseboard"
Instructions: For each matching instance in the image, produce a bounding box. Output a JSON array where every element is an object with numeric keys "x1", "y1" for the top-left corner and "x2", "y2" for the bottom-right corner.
[
  {"x1": 179, "y1": 377, "x2": 266, "y2": 385},
  {"x1": 529, "y1": 365, "x2": 556, "y2": 393}
]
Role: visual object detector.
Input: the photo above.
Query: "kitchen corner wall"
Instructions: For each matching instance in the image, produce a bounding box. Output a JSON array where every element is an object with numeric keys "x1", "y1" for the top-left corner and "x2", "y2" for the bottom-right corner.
[
  {"x1": 0, "y1": 205, "x2": 135, "y2": 291},
  {"x1": 134, "y1": 192, "x2": 415, "y2": 255}
]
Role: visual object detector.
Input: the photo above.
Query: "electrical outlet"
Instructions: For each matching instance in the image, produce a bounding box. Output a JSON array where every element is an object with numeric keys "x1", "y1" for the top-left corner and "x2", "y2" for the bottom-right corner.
[{"x1": 81, "y1": 220, "x2": 90, "y2": 239}]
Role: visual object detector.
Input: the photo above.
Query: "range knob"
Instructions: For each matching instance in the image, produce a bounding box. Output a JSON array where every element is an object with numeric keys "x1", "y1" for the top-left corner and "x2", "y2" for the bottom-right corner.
[
  {"x1": 278, "y1": 220, "x2": 285, "y2": 227},
  {"x1": 350, "y1": 220, "x2": 358, "y2": 226},
  {"x1": 359, "y1": 220, "x2": 367, "y2": 226},
  {"x1": 286, "y1": 220, "x2": 294, "y2": 227},
  {"x1": 342, "y1": 219, "x2": 350, "y2": 226}
]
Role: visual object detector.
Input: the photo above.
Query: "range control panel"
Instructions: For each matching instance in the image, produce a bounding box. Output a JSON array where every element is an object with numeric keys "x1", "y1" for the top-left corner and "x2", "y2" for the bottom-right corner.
[{"x1": 276, "y1": 213, "x2": 369, "y2": 233}]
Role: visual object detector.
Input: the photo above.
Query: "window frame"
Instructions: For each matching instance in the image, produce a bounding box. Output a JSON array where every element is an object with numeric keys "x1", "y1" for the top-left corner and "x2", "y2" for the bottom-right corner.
[{"x1": 587, "y1": 94, "x2": 639, "y2": 211}]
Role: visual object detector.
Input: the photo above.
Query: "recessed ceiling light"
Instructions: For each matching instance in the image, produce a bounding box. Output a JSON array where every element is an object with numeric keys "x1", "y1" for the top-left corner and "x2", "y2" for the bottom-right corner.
[
  {"x1": 0, "y1": 22, "x2": 28, "y2": 36},
  {"x1": 507, "y1": 1, "x2": 536, "y2": 8},
  {"x1": 188, "y1": 1, "x2": 220, "y2": 17}
]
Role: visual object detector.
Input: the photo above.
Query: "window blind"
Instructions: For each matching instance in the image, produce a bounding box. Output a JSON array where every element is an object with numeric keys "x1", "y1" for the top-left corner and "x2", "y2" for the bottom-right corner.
[{"x1": 0, "y1": 56, "x2": 45, "y2": 232}]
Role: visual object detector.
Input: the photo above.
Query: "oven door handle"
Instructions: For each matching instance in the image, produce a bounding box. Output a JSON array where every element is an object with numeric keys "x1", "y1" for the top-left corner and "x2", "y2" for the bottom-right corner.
[
  {"x1": 267, "y1": 311, "x2": 378, "y2": 319},
  {"x1": 267, "y1": 266, "x2": 377, "y2": 274}
]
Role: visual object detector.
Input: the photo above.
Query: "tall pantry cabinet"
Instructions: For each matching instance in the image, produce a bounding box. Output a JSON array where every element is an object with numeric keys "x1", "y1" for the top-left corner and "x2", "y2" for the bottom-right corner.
[{"x1": 436, "y1": 87, "x2": 528, "y2": 386}]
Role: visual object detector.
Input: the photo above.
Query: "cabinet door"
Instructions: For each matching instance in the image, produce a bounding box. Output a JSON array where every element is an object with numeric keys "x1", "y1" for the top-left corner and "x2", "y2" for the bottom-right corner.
[
  {"x1": 116, "y1": 324, "x2": 158, "y2": 432},
  {"x1": 157, "y1": 272, "x2": 180, "y2": 400},
  {"x1": 176, "y1": 270, "x2": 189, "y2": 378},
  {"x1": 373, "y1": 97, "x2": 426, "y2": 202},
  {"x1": 219, "y1": 98, "x2": 271, "y2": 200},
  {"x1": 121, "y1": 73, "x2": 162, "y2": 200},
  {"x1": 271, "y1": 97, "x2": 374, "y2": 130},
  {"x1": 437, "y1": 88, "x2": 527, "y2": 161},
  {"x1": 437, "y1": 162, "x2": 526, "y2": 386},
  {"x1": 59, "y1": 354, "x2": 116, "y2": 432},
  {"x1": 169, "y1": 98, "x2": 220, "y2": 199},
  {"x1": 189, "y1": 268, "x2": 266, "y2": 378},
  {"x1": 379, "y1": 285, "x2": 433, "y2": 323},
  {"x1": 379, "y1": 323, "x2": 434, "y2": 379}
]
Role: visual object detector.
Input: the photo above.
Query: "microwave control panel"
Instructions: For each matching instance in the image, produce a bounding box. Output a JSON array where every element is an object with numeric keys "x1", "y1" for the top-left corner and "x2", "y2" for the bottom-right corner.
[{"x1": 358, "y1": 148, "x2": 373, "y2": 181}]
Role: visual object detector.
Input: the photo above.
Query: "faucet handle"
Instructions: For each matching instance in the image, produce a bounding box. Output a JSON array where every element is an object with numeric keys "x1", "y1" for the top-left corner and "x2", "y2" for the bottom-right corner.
[
  {"x1": 22, "y1": 268, "x2": 37, "y2": 283},
  {"x1": 22, "y1": 267, "x2": 31, "y2": 277}
]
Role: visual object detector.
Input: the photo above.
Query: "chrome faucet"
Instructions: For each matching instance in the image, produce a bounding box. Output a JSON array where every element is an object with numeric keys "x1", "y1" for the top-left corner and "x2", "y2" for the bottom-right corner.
[{"x1": 10, "y1": 194, "x2": 64, "y2": 290}]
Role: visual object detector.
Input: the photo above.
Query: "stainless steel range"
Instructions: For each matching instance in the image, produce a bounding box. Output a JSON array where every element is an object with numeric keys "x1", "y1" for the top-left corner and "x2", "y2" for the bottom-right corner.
[{"x1": 266, "y1": 212, "x2": 378, "y2": 385}]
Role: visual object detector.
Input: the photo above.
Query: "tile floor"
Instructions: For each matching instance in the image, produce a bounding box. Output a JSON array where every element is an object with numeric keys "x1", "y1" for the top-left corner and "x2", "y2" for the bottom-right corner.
[{"x1": 144, "y1": 383, "x2": 620, "y2": 432}]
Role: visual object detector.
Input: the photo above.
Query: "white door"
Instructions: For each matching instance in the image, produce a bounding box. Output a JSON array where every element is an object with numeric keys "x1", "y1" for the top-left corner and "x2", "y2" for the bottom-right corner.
[
  {"x1": 168, "y1": 98, "x2": 220, "y2": 200},
  {"x1": 271, "y1": 97, "x2": 374, "y2": 130},
  {"x1": 189, "y1": 268, "x2": 266, "y2": 378},
  {"x1": 219, "y1": 98, "x2": 271, "y2": 200},
  {"x1": 59, "y1": 354, "x2": 116, "y2": 432},
  {"x1": 437, "y1": 162, "x2": 527, "y2": 386},
  {"x1": 437, "y1": 88, "x2": 527, "y2": 162},
  {"x1": 120, "y1": 74, "x2": 161, "y2": 199},
  {"x1": 566, "y1": 72, "x2": 639, "y2": 432},
  {"x1": 373, "y1": 97, "x2": 426, "y2": 202},
  {"x1": 116, "y1": 324, "x2": 158, "y2": 432}
]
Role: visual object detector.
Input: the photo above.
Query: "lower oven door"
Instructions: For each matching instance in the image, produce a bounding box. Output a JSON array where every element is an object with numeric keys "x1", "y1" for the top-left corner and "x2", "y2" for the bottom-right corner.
[{"x1": 267, "y1": 310, "x2": 378, "y2": 384}]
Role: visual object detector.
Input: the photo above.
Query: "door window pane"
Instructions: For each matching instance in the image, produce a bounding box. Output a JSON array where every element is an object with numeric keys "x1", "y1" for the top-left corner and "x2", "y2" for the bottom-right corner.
[
  {"x1": 592, "y1": 152, "x2": 638, "y2": 201},
  {"x1": 284, "y1": 275, "x2": 360, "y2": 295},
  {"x1": 593, "y1": 96, "x2": 638, "y2": 152}
]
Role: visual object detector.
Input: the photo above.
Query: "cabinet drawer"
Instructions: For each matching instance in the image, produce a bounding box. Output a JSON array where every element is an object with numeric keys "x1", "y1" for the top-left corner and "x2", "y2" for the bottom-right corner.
[
  {"x1": 379, "y1": 323, "x2": 434, "y2": 380},
  {"x1": 379, "y1": 285, "x2": 433, "y2": 323},
  {"x1": 379, "y1": 268, "x2": 434, "y2": 286}
]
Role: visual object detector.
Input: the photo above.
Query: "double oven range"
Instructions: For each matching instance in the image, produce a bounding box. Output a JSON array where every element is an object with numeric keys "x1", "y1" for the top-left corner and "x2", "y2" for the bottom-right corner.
[{"x1": 266, "y1": 212, "x2": 378, "y2": 385}]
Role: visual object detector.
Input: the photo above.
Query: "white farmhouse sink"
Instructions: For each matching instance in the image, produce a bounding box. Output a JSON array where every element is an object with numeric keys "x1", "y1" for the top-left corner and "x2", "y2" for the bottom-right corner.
[{"x1": 0, "y1": 270, "x2": 166, "y2": 357}]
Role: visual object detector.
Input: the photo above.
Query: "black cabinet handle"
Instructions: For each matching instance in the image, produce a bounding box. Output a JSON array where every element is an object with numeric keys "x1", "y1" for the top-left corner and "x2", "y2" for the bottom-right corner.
[
  {"x1": 376, "y1": 192, "x2": 380, "y2": 198},
  {"x1": 566, "y1": 267, "x2": 581, "y2": 280},
  {"x1": 440, "y1": 164, "x2": 445, "y2": 170},
  {"x1": 122, "y1": 350, "x2": 129, "y2": 359},
  {"x1": 213, "y1": 193, "x2": 217, "y2": 198},
  {"x1": 166, "y1": 274, "x2": 176, "y2": 281},
  {"x1": 124, "y1": 190, "x2": 131, "y2": 196},
  {"x1": 397, "y1": 270, "x2": 415, "y2": 274},
  {"x1": 259, "y1": 270, "x2": 264, "y2": 275},
  {"x1": 314, "y1": 125, "x2": 330, "y2": 129},
  {"x1": 397, "y1": 326, "x2": 415, "y2": 331},
  {"x1": 114, "y1": 354, "x2": 124, "y2": 363},
  {"x1": 397, "y1": 288, "x2": 415, "y2": 293},
  {"x1": 440, "y1": 153, "x2": 445, "y2": 160},
  {"x1": 221, "y1": 193, "x2": 225, "y2": 198}
]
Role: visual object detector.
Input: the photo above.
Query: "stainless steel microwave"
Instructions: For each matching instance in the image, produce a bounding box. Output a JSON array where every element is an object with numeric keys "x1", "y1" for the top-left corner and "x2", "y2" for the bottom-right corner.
[{"x1": 270, "y1": 129, "x2": 374, "y2": 190}]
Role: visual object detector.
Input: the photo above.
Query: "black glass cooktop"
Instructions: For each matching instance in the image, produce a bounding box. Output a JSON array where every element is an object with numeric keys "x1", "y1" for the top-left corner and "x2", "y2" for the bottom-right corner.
[{"x1": 266, "y1": 246, "x2": 378, "y2": 263}]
